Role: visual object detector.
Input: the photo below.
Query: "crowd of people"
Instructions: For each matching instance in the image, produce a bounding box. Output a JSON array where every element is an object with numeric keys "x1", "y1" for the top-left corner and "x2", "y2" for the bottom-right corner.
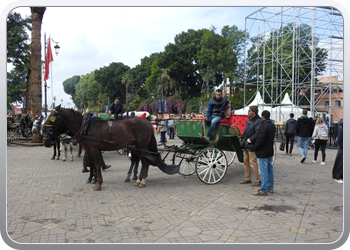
[{"x1": 81, "y1": 92, "x2": 343, "y2": 192}]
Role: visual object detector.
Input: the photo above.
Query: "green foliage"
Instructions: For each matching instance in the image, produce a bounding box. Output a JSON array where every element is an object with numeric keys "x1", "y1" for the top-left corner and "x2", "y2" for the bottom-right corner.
[
  {"x1": 7, "y1": 68, "x2": 27, "y2": 105},
  {"x1": 145, "y1": 59, "x2": 161, "y2": 97},
  {"x1": 62, "y1": 75, "x2": 80, "y2": 100},
  {"x1": 94, "y1": 62, "x2": 130, "y2": 104},
  {"x1": 74, "y1": 72, "x2": 96, "y2": 108}
]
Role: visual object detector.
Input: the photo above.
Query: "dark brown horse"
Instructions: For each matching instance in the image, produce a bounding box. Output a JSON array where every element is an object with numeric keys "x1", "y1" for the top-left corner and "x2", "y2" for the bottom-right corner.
[{"x1": 42, "y1": 105, "x2": 179, "y2": 191}]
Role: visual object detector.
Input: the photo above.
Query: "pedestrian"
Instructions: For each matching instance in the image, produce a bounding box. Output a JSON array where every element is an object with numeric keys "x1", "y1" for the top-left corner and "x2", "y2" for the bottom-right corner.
[
  {"x1": 82, "y1": 151, "x2": 111, "y2": 173},
  {"x1": 311, "y1": 117, "x2": 329, "y2": 165},
  {"x1": 204, "y1": 89, "x2": 235, "y2": 141},
  {"x1": 296, "y1": 109, "x2": 314, "y2": 163},
  {"x1": 157, "y1": 115, "x2": 167, "y2": 144},
  {"x1": 283, "y1": 113, "x2": 297, "y2": 156},
  {"x1": 108, "y1": 98, "x2": 125, "y2": 118},
  {"x1": 332, "y1": 122, "x2": 343, "y2": 183},
  {"x1": 240, "y1": 105, "x2": 262, "y2": 186},
  {"x1": 168, "y1": 115, "x2": 175, "y2": 139},
  {"x1": 124, "y1": 152, "x2": 140, "y2": 182},
  {"x1": 253, "y1": 110, "x2": 276, "y2": 196}
]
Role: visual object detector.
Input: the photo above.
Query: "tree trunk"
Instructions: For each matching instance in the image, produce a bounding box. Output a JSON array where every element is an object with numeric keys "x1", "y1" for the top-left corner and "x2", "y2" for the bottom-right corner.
[
  {"x1": 25, "y1": 68, "x2": 31, "y2": 115},
  {"x1": 30, "y1": 7, "x2": 46, "y2": 143}
]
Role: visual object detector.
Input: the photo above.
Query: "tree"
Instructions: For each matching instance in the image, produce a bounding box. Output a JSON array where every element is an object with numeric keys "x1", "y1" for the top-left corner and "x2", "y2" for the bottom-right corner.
[
  {"x1": 94, "y1": 62, "x2": 130, "y2": 104},
  {"x1": 74, "y1": 72, "x2": 95, "y2": 108},
  {"x1": 158, "y1": 29, "x2": 213, "y2": 99},
  {"x1": 30, "y1": 7, "x2": 46, "y2": 143},
  {"x1": 121, "y1": 73, "x2": 131, "y2": 105},
  {"x1": 62, "y1": 75, "x2": 81, "y2": 101},
  {"x1": 7, "y1": 11, "x2": 32, "y2": 107}
]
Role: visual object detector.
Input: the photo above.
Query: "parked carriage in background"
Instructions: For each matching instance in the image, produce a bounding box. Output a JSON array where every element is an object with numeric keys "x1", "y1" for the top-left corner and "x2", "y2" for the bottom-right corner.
[{"x1": 7, "y1": 114, "x2": 33, "y2": 143}]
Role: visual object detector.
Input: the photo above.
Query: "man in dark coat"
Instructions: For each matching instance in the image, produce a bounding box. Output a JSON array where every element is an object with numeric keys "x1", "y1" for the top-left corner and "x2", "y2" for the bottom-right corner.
[
  {"x1": 332, "y1": 121, "x2": 343, "y2": 183},
  {"x1": 253, "y1": 110, "x2": 276, "y2": 196},
  {"x1": 240, "y1": 105, "x2": 262, "y2": 186},
  {"x1": 283, "y1": 113, "x2": 297, "y2": 156},
  {"x1": 108, "y1": 98, "x2": 125, "y2": 117},
  {"x1": 296, "y1": 109, "x2": 314, "y2": 163}
]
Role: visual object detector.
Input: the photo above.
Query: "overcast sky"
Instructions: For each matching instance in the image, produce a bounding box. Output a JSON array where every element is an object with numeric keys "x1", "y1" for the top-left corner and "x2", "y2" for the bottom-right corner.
[{"x1": 6, "y1": 6, "x2": 266, "y2": 109}]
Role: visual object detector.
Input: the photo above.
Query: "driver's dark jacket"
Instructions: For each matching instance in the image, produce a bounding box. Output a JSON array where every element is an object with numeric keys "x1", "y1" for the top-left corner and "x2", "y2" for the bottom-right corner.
[
  {"x1": 108, "y1": 102, "x2": 125, "y2": 115},
  {"x1": 240, "y1": 115, "x2": 262, "y2": 152}
]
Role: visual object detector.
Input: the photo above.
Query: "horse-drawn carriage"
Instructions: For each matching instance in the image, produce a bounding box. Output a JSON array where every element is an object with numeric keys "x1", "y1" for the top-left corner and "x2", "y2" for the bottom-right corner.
[
  {"x1": 41, "y1": 106, "x2": 276, "y2": 190},
  {"x1": 7, "y1": 114, "x2": 32, "y2": 143},
  {"x1": 157, "y1": 118, "x2": 243, "y2": 184}
]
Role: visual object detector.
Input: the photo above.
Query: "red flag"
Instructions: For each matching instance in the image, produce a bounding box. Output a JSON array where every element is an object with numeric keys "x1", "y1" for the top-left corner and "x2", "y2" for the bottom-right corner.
[{"x1": 44, "y1": 39, "x2": 53, "y2": 81}]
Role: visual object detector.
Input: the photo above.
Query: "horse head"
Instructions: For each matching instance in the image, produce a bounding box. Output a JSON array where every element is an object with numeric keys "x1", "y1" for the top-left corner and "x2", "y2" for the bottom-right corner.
[
  {"x1": 31, "y1": 115, "x2": 44, "y2": 134},
  {"x1": 42, "y1": 105, "x2": 64, "y2": 147}
]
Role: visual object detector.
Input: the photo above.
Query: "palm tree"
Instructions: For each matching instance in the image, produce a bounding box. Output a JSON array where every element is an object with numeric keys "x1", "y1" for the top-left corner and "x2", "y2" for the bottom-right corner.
[
  {"x1": 121, "y1": 73, "x2": 131, "y2": 105},
  {"x1": 30, "y1": 7, "x2": 46, "y2": 143}
]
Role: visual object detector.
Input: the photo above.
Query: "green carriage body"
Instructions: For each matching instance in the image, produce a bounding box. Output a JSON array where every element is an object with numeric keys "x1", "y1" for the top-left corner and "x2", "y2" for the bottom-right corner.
[{"x1": 175, "y1": 119, "x2": 243, "y2": 162}]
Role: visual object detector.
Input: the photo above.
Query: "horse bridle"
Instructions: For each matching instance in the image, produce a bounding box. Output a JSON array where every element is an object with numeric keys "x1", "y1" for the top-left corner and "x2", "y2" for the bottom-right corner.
[{"x1": 42, "y1": 109, "x2": 62, "y2": 141}]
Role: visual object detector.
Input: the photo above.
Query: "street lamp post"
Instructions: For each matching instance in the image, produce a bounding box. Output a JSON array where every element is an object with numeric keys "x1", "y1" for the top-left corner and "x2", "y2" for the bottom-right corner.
[{"x1": 43, "y1": 32, "x2": 60, "y2": 117}]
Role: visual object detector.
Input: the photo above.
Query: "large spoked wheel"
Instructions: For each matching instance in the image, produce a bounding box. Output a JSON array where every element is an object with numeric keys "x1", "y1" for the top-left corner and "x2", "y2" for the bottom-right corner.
[
  {"x1": 223, "y1": 150, "x2": 236, "y2": 165},
  {"x1": 172, "y1": 151, "x2": 196, "y2": 176},
  {"x1": 195, "y1": 147, "x2": 228, "y2": 184},
  {"x1": 7, "y1": 129, "x2": 19, "y2": 143}
]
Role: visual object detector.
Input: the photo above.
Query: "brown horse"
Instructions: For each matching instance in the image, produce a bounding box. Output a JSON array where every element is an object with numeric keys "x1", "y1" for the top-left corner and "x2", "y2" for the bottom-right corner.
[{"x1": 42, "y1": 105, "x2": 179, "y2": 190}]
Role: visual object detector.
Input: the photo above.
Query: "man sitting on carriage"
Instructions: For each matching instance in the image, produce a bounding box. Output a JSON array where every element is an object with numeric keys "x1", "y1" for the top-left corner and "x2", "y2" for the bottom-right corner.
[
  {"x1": 205, "y1": 89, "x2": 235, "y2": 141},
  {"x1": 108, "y1": 98, "x2": 125, "y2": 118}
]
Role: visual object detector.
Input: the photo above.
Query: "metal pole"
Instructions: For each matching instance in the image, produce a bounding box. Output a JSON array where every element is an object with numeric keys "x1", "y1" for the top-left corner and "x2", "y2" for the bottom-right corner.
[{"x1": 44, "y1": 32, "x2": 47, "y2": 117}]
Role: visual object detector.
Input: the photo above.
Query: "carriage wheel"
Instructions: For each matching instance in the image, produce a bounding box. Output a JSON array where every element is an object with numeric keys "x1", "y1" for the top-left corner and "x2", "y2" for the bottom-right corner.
[
  {"x1": 223, "y1": 150, "x2": 236, "y2": 165},
  {"x1": 7, "y1": 130, "x2": 19, "y2": 143},
  {"x1": 195, "y1": 147, "x2": 228, "y2": 184},
  {"x1": 172, "y1": 151, "x2": 196, "y2": 176}
]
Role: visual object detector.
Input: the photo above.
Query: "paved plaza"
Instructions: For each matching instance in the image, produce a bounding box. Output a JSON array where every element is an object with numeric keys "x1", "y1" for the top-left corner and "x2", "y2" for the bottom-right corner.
[{"x1": 5, "y1": 137, "x2": 344, "y2": 247}]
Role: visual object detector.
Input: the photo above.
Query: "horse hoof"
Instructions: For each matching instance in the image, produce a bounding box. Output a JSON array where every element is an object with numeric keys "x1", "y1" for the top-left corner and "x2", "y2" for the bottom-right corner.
[
  {"x1": 70, "y1": 157, "x2": 73, "y2": 161},
  {"x1": 134, "y1": 182, "x2": 140, "y2": 186},
  {"x1": 91, "y1": 179, "x2": 97, "y2": 184},
  {"x1": 86, "y1": 179, "x2": 92, "y2": 183},
  {"x1": 56, "y1": 157, "x2": 60, "y2": 160},
  {"x1": 124, "y1": 179, "x2": 130, "y2": 182},
  {"x1": 76, "y1": 154, "x2": 81, "y2": 157},
  {"x1": 132, "y1": 176, "x2": 138, "y2": 180},
  {"x1": 62, "y1": 158, "x2": 66, "y2": 162},
  {"x1": 138, "y1": 183, "x2": 145, "y2": 188},
  {"x1": 51, "y1": 157, "x2": 55, "y2": 160},
  {"x1": 93, "y1": 186, "x2": 102, "y2": 191}
]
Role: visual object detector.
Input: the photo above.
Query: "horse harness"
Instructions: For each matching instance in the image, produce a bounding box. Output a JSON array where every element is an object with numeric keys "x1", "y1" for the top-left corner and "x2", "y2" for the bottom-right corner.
[{"x1": 46, "y1": 109, "x2": 159, "y2": 156}]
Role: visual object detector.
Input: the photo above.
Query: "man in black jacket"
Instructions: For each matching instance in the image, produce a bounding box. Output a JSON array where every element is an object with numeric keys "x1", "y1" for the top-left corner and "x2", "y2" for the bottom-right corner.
[
  {"x1": 240, "y1": 105, "x2": 262, "y2": 186},
  {"x1": 283, "y1": 113, "x2": 297, "y2": 156},
  {"x1": 253, "y1": 110, "x2": 276, "y2": 196},
  {"x1": 108, "y1": 98, "x2": 125, "y2": 118},
  {"x1": 296, "y1": 109, "x2": 314, "y2": 163}
]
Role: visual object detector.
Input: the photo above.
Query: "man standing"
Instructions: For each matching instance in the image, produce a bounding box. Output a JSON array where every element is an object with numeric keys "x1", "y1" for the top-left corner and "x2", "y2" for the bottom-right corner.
[
  {"x1": 205, "y1": 89, "x2": 235, "y2": 141},
  {"x1": 108, "y1": 98, "x2": 125, "y2": 118},
  {"x1": 240, "y1": 105, "x2": 262, "y2": 186},
  {"x1": 253, "y1": 110, "x2": 276, "y2": 196},
  {"x1": 296, "y1": 109, "x2": 314, "y2": 163},
  {"x1": 283, "y1": 113, "x2": 297, "y2": 156}
]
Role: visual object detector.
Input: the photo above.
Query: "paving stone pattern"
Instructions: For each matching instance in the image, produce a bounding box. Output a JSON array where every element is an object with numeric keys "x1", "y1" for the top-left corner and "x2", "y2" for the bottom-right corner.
[{"x1": 7, "y1": 139, "x2": 343, "y2": 244}]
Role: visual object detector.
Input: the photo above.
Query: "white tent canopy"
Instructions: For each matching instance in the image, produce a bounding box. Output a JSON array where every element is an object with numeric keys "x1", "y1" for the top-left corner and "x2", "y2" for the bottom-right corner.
[{"x1": 234, "y1": 91, "x2": 306, "y2": 122}]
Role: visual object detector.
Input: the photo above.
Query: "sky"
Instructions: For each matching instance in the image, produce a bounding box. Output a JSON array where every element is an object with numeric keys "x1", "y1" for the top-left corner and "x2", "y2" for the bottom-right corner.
[{"x1": 3, "y1": 0, "x2": 349, "y2": 112}]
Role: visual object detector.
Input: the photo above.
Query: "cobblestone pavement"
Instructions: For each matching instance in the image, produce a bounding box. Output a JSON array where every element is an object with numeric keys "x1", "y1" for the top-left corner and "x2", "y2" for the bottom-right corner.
[{"x1": 5, "y1": 138, "x2": 343, "y2": 246}]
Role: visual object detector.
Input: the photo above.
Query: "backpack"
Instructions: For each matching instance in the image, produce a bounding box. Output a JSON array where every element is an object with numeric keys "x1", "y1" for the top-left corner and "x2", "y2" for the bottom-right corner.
[{"x1": 319, "y1": 126, "x2": 328, "y2": 140}]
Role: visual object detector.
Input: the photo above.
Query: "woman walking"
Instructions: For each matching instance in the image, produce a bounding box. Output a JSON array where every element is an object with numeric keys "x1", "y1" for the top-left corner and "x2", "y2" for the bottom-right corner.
[{"x1": 311, "y1": 117, "x2": 329, "y2": 165}]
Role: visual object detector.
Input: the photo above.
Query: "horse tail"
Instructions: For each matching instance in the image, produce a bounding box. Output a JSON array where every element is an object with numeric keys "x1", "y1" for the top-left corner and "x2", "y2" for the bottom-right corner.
[
  {"x1": 145, "y1": 131, "x2": 179, "y2": 175},
  {"x1": 148, "y1": 131, "x2": 158, "y2": 155}
]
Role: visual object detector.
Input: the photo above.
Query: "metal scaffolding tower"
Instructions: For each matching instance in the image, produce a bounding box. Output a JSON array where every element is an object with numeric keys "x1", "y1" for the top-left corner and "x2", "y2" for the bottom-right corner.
[{"x1": 244, "y1": 7, "x2": 343, "y2": 122}]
